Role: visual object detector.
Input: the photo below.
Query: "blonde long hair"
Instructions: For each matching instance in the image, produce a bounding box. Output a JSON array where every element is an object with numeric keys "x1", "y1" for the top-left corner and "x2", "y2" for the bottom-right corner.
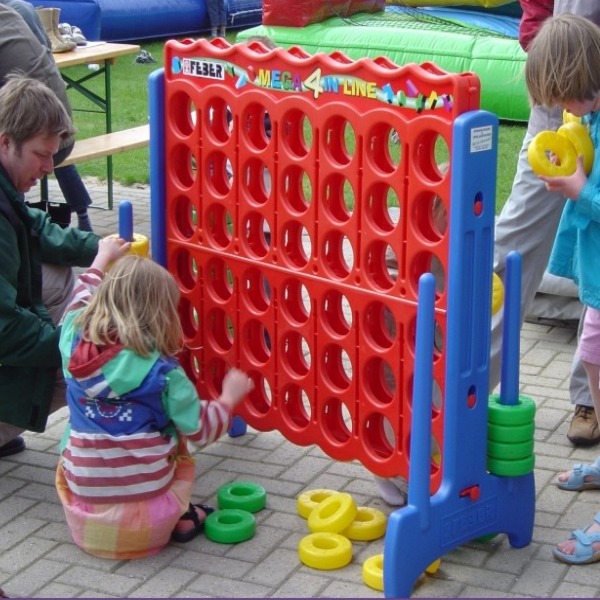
[{"x1": 76, "y1": 255, "x2": 183, "y2": 357}]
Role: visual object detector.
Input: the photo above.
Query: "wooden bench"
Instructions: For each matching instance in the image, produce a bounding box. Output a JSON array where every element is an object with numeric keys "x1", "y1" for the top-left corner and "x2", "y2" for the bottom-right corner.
[
  {"x1": 41, "y1": 123, "x2": 150, "y2": 210},
  {"x1": 58, "y1": 123, "x2": 150, "y2": 167}
]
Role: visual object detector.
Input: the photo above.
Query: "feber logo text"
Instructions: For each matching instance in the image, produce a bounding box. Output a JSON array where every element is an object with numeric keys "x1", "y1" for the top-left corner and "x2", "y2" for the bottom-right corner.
[{"x1": 182, "y1": 59, "x2": 224, "y2": 79}]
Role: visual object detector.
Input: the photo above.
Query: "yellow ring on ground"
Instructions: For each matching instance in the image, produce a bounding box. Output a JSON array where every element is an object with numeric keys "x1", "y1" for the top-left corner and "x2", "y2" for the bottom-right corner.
[
  {"x1": 298, "y1": 532, "x2": 352, "y2": 570},
  {"x1": 362, "y1": 554, "x2": 384, "y2": 591},
  {"x1": 342, "y1": 506, "x2": 387, "y2": 541},
  {"x1": 527, "y1": 130, "x2": 577, "y2": 177},
  {"x1": 296, "y1": 489, "x2": 338, "y2": 520},
  {"x1": 307, "y1": 492, "x2": 357, "y2": 533},
  {"x1": 425, "y1": 558, "x2": 441, "y2": 574},
  {"x1": 491, "y1": 273, "x2": 504, "y2": 316},
  {"x1": 557, "y1": 122, "x2": 594, "y2": 175}
]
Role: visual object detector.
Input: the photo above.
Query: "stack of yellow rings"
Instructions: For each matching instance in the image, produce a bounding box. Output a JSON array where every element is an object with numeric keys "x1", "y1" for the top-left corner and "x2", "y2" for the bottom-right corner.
[{"x1": 527, "y1": 121, "x2": 594, "y2": 177}]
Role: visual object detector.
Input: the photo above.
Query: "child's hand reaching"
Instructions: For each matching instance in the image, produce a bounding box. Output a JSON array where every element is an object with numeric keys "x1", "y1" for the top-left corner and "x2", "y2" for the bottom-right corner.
[
  {"x1": 219, "y1": 367, "x2": 254, "y2": 409},
  {"x1": 91, "y1": 236, "x2": 132, "y2": 273}
]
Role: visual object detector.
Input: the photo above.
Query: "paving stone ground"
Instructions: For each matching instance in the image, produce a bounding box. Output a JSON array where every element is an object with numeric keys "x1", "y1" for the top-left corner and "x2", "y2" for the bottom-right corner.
[{"x1": 3, "y1": 178, "x2": 598, "y2": 598}]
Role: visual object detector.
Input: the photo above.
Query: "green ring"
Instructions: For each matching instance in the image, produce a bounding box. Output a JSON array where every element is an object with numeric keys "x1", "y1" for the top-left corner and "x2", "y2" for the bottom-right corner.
[
  {"x1": 204, "y1": 509, "x2": 256, "y2": 544},
  {"x1": 487, "y1": 420, "x2": 534, "y2": 443},
  {"x1": 487, "y1": 438, "x2": 534, "y2": 460},
  {"x1": 217, "y1": 481, "x2": 267, "y2": 513},
  {"x1": 488, "y1": 394, "x2": 536, "y2": 426},
  {"x1": 487, "y1": 454, "x2": 535, "y2": 477}
]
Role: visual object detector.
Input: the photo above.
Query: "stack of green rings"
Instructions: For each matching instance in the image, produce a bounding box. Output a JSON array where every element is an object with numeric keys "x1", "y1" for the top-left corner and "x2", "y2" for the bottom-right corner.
[
  {"x1": 487, "y1": 393, "x2": 536, "y2": 476},
  {"x1": 204, "y1": 481, "x2": 267, "y2": 544}
]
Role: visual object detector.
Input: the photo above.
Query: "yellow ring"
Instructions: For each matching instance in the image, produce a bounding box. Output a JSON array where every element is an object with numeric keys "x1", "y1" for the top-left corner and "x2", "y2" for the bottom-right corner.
[
  {"x1": 298, "y1": 532, "x2": 352, "y2": 570},
  {"x1": 342, "y1": 506, "x2": 387, "y2": 541},
  {"x1": 296, "y1": 489, "x2": 338, "y2": 520},
  {"x1": 527, "y1": 130, "x2": 577, "y2": 177},
  {"x1": 307, "y1": 492, "x2": 357, "y2": 533},
  {"x1": 557, "y1": 122, "x2": 594, "y2": 175},
  {"x1": 105, "y1": 233, "x2": 150, "y2": 258},
  {"x1": 362, "y1": 554, "x2": 384, "y2": 591},
  {"x1": 425, "y1": 558, "x2": 441, "y2": 574},
  {"x1": 491, "y1": 272, "x2": 504, "y2": 316}
]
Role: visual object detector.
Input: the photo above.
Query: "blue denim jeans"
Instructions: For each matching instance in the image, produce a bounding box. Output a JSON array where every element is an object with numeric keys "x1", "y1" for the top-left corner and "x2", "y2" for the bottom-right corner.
[{"x1": 53, "y1": 143, "x2": 92, "y2": 213}]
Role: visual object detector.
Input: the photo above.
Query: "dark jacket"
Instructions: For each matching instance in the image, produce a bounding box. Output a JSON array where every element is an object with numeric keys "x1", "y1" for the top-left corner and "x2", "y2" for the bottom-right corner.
[{"x1": 0, "y1": 166, "x2": 98, "y2": 431}]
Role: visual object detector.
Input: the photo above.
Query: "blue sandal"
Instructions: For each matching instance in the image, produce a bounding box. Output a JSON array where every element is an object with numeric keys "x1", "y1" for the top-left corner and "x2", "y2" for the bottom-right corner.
[
  {"x1": 553, "y1": 513, "x2": 600, "y2": 564},
  {"x1": 555, "y1": 459, "x2": 600, "y2": 491}
]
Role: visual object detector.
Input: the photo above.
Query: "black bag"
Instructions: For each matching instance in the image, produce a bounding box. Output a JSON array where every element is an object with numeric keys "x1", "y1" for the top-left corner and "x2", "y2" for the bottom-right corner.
[{"x1": 26, "y1": 200, "x2": 71, "y2": 228}]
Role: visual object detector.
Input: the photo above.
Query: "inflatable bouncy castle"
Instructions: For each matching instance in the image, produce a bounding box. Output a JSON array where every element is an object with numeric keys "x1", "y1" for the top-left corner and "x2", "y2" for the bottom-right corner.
[
  {"x1": 29, "y1": 0, "x2": 263, "y2": 42},
  {"x1": 240, "y1": 0, "x2": 528, "y2": 122}
]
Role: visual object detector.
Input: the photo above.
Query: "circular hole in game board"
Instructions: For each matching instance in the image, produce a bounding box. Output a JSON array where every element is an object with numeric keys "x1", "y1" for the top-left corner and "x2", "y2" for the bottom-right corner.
[
  {"x1": 204, "y1": 98, "x2": 232, "y2": 143},
  {"x1": 364, "y1": 357, "x2": 395, "y2": 405},
  {"x1": 205, "y1": 150, "x2": 232, "y2": 197},
  {"x1": 413, "y1": 131, "x2": 449, "y2": 184},
  {"x1": 322, "y1": 116, "x2": 355, "y2": 167},
  {"x1": 281, "y1": 165, "x2": 312, "y2": 213},
  {"x1": 281, "y1": 279, "x2": 311, "y2": 326},
  {"x1": 412, "y1": 190, "x2": 448, "y2": 243},
  {"x1": 365, "y1": 182, "x2": 400, "y2": 234},
  {"x1": 280, "y1": 330, "x2": 311, "y2": 377},
  {"x1": 321, "y1": 397, "x2": 352, "y2": 443},
  {"x1": 432, "y1": 378, "x2": 443, "y2": 410},
  {"x1": 246, "y1": 374, "x2": 272, "y2": 415},
  {"x1": 281, "y1": 384, "x2": 312, "y2": 428},
  {"x1": 280, "y1": 108, "x2": 313, "y2": 158},
  {"x1": 364, "y1": 301, "x2": 396, "y2": 350},
  {"x1": 362, "y1": 413, "x2": 395, "y2": 459},
  {"x1": 409, "y1": 251, "x2": 446, "y2": 298},
  {"x1": 322, "y1": 289, "x2": 352, "y2": 336},
  {"x1": 241, "y1": 102, "x2": 271, "y2": 151},
  {"x1": 321, "y1": 344, "x2": 352, "y2": 392},
  {"x1": 205, "y1": 357, "x2": 229, "y2": 398},
  {"x1": 204, "y1": 257, "x2": 233, "y2": 302},
  {"x1": 178, "y1": 296, "x2": 199, "y2": 341},
  {"x1": 322, "y1": 232, "x2": 354, "y2": 280},
  {"x1": 242, "y1": 158, "x2": 271, "y2": 205},
  {"x1": 322, "y1": 173, "x2": 354, "y2": 223},
  {"x1": 366, "y1": 122, "x2": 402, "y2": 174},
  {"x1": 364, "y1": 241, "x2": 394, "y2": 291},
  {"x1": 242, "y1": 267, "x2": 271, "y2": 313},
  {"x1": 242, "y1": 211, "x2": 270, "y2": 259},
  {"x1": 405, "y1": 314, "x2": 444, "y2": 359},
  {"x1": 204, "y1": 203, "x2": 233, "y2": 249},
  {"x1": 170, "y1": 92, "x2": 197, "y2": 137},
  {"x1": 242, "y1": 318, "x2": 270, "y2": 365},
  {"x1": 170, "y1": 143, "x2": 197, "y2": 189},
  {"x1": 206, "y1": 308, "x2": 234, "y2": 352},
  {"x1": 281, "y1": 221, "x2": 311, "y2": 269},
  {"x1": 171, "y1": 247, "x2": 198, "y2": 292},
  {"x1": 171, "y1": 195, "x2": 197, "y2": 239}
]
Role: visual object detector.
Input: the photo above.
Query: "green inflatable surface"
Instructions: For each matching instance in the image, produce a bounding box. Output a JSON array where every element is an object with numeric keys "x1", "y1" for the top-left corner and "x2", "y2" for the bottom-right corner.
[{"x1": 238, "y1": 11, "x2": 528, "y2": 122}]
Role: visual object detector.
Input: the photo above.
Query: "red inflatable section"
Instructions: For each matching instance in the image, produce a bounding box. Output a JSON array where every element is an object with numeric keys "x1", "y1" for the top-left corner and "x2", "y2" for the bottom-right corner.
[{"x1": 262, "y1": 0, "x2": 385, "y2": 27}]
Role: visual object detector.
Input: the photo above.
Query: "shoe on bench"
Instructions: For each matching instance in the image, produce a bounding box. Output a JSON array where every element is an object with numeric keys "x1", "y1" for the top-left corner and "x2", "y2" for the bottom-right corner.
[
  {"x1": 0, "y1": 436, "x2": 25, "y2": 458},
  {"x1": 568, "y1": 405, "x2": 600, "y2": 447}
]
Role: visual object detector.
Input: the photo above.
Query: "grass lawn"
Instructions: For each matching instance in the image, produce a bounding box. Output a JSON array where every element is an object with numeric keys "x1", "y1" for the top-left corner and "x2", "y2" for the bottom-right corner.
[{"x1": 64, "y1": 36, "x2": 526, "y2": 214}]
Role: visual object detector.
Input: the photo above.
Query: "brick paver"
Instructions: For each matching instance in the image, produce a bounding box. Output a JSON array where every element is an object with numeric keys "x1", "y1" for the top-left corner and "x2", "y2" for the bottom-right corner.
[{"x1": 2, "y1": 178, "x2": 596, "y2": 597}]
